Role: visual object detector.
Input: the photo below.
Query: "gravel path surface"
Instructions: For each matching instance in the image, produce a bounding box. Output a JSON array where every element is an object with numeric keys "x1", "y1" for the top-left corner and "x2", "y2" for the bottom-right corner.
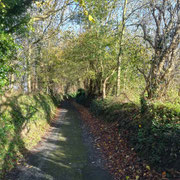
[{"x1": 5, "y1": 102, "x2": 112, "y2": 180}]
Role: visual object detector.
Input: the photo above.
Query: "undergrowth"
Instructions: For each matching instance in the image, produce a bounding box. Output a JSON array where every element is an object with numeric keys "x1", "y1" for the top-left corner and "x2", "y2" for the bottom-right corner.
[
  {"x1": 89, "y1": 98, "x2": 180, "y2": 175},
  {"x1": 0, "y1": 93, "x2": 58, "y2": 178}
]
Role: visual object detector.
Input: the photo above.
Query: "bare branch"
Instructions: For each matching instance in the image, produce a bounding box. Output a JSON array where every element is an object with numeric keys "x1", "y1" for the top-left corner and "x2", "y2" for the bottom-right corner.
[{"x1": 139, "y1": 24, "x2": 155, "y2": 48}]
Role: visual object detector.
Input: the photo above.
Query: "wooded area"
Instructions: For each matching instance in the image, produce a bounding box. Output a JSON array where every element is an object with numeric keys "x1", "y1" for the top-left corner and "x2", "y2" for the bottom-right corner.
[
  {"x1": 0, "y1": 0, "x2": 179, "y2": 100},
  {"x1": 0, "y1": 0, "x2": 179, "y2": 179}
]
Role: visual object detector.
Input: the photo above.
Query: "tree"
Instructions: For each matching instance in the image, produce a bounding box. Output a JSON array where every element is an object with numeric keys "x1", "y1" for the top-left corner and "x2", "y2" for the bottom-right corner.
[
  {"x1": 61, "y1": 28, "x2": 117, "y2": 98},
  {"x1": 10, "y1": 0, "x2": 75, "y2": 94},
  {"x1": 0, "y1": 0, "x2": 34, "y2": 92},
  {"x1": 116, "y1": 0, "x2": 128, "y2": 97},
  {"x1": 137, "y1": 0, "x2": 180, "y2": 99}
]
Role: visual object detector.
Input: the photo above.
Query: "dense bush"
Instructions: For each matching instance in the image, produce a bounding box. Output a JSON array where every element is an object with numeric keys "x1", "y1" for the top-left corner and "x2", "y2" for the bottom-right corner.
[
  {"x1": 90, "y1": 98, "x2": 180, "y2": 171},
  {"x1": 75, "y1": 88, "x2": 96, "y2": 107},
  {"x1": 0, "y1": 93, "x2": 57, "y2": 177}
]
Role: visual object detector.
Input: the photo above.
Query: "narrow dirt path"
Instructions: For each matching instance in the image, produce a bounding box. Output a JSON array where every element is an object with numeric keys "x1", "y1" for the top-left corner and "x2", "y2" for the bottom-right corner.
[{"x1": 6, "y1": 101, "x2": 112, "y2": 180}]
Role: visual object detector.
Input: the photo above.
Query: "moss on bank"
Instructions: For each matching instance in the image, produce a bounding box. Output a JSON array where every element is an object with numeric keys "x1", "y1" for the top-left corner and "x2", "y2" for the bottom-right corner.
[{"x1": 0, "y1": 93, "x2": 57, "y2": 178}]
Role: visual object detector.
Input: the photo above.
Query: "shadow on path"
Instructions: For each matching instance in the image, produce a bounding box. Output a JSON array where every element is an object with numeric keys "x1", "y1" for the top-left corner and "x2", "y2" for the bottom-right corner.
[
  {"x1": 7, "y1": 101, "x2": 112, "y2": 180},
  {"x1": 0, "y1": 94, "x2": 56, "y2": 178}
]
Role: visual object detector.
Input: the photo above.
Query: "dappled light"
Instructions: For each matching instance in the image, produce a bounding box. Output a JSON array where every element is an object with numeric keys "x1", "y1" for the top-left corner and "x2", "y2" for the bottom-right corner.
[
  {"x1": 0, "y1": 0, "x2": 179, "y2": 179},
  {"x1": 4, "y1": 102, "x2": 112, "y2": 180},
  {"x1": 0, "y1": 93, "x2": 56, "y2": 177}
]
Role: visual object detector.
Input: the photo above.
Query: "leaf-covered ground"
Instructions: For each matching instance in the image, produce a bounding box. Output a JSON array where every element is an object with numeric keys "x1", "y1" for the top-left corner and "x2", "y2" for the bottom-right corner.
[{"x1": 73, "y1": 102, "x2": 162, "y2": 180}]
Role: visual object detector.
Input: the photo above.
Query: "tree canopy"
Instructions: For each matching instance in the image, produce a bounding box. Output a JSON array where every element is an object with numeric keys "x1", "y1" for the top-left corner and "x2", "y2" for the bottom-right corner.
[
  {"x1": 0, "y1": 0, "x2": 179, "y2": 100},
  {"x1": 0, "y1": 0, "x2": 180, "y2": 178}
]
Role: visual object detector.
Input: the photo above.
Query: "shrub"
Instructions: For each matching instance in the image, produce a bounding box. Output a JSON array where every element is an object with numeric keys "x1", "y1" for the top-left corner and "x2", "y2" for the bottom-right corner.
[
  {"x1": 89, "y1": 98, "x2": 180, "y2": 171},
  {"x1": 75, "y1": 89, "x2": 96, "y2": 107},
  {"x1": 0, "y1": 93, "x2": 56, "y2": 177}
]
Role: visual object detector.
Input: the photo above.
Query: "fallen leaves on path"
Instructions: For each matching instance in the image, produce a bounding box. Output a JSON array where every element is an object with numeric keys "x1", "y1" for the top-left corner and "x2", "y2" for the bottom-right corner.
[{"x1": 73, "y1": 102, "x2": 161, "y2": 180}]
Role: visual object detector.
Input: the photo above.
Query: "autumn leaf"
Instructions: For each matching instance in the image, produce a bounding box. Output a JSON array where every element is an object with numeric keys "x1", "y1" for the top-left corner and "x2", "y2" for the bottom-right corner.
[
  {"x1": 146, "y1": 165, "x2": 150, "y2": 170},
  {"x1": 73, "y1": 102, "x2": 161, "y2": 180},
  {"x1": 88, "y1": 15, "x2": 95, "y2": 23},
  {"x1": 162, "y1": 171, "x2": 166, "y2": 178},
  {"x1": 84, "y1": 10, "x2": 88, "y2": 16}
]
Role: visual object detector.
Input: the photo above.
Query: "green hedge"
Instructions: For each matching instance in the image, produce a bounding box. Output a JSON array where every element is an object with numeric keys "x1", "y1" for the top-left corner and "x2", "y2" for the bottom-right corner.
[
  {"x1": 75, "y1": 88, "x2": 95, "y2": 107},
  {"x1": 90, "y1": 99, "x2": 180, "y2": 172},
  {"x1": 0, "y1": 93, "x2": 57, "y2": 177}
]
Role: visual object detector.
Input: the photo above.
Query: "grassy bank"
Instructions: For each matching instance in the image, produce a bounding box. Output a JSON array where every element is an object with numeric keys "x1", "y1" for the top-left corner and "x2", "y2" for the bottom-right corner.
[
  {"x1": 0, "y1": 93, "x2": 58, "y2": 178},
  {"x1": 90, "y1": 98, "x2": 180, "y2": 173}
]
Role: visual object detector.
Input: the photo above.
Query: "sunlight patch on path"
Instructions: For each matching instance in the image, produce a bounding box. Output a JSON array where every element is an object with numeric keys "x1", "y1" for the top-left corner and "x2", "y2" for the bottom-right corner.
[{"x1": 9, "y1": 103, "x2": 112, "y2": 180}]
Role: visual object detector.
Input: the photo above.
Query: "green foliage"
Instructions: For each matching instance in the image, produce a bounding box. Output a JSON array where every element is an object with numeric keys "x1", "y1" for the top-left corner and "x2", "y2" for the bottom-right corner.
[
  {"x1": 61, "y1": 26, "x2": 148, "y2": 98},
  {"x1": 136, "y1": 103, "x2": 180, "y2": 169},
  {"x1": 0, "y1": 0, "x2": 32, "y2": 92},
  {"x1": 90, "y1": 98, "x2": 138, "y2": 122},
  {"x1": 0, "y1": 93, "x2": 56, "y2": 177},
  {"x1": 89, "y1": 98, "x2": 180, "y2": 172},
  {"x1": 75, "y1": 88, "x2": 87, "y2": 105},
  {"x1": 140, "y1": 96, "x2": 149, "y2": 114},
  {"x1": 68, "y1": 92, "x2": 78, "y2": 98},
  {"x1": 0, "y1": 0, "x2": 32, "y2": 33},
  {"x1": 75, "y1": 88, "x2": 98, "y2": 107},
  {"x1": 62, "y1": 28, "x2": 116, "y2": 95},
  {"x1": 0, "y1": 31, "x2": 17, "y2": 92}
]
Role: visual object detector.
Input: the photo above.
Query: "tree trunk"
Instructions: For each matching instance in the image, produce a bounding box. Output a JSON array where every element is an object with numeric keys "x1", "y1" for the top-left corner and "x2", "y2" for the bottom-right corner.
[
  {"x1": 27, "y1": 74, "x2": 31, "y2": 93},
  {"x1": 89, "y1": 79, "x2": 95, "y2": 96},
  {"x1": 146, "y1": 52, "x2": 176, "y2": 99},
  {"x1": 139, "y1": 1, "x2": 180, "y2": 100},
  {"x1": 103, "y1": 69, "x2": 116, "y2": 100},
  {"x1": 35, "y1": 75, "x2": 38, "y2": 91},
  {"x1": 117, "y1": 56, "x2": 122, "y2": 96},
  {"x1": 116, "y1": 0, "x2": 128, "y2": 96},
  {"x1": 9, "y1": 73, "x2": 14, "y2": 90},
  {"x1": 27, "y1": 43, "x2": 32, "y2": 93},
  {"x1": 102, "y1": 80, "x2": 107, "y2": 99}
]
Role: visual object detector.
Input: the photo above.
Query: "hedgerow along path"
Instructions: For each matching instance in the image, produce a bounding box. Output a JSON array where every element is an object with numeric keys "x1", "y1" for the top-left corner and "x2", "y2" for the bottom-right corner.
[{"x1": 6, "y1": 101, "x2": 112, "y2": 180}]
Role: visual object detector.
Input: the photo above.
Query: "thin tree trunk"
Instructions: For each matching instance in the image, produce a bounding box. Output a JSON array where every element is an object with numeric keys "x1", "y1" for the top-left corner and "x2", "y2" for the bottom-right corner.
[
  {"x1": 116, "y1": 0, "x2": 128, "y2": 96},
  {"x1": 102, "y1": 80, "x2": 107, "y2": 99},
  {"x1": 103, "y1": 69, "x2": 116, "y2": 99},
  {"x1": 9, "y1": 74, "x2": 14, "y2": 90},
  {"x1": 26, "y1": 41, "x2": 32, "y2": 93},
  {"x1": 27, "y1": 73, "x2": 31, "y2": 93},
  {"x1": 35, "y1": 75, "x2": 38, "y2": 91}
]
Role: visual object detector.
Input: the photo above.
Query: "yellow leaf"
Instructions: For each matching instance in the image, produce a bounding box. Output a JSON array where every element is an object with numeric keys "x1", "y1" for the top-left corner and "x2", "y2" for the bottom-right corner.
[
  {"x1": 36, "y1": 2, "x2": 42, "y2": 7},
  {"x1": 146, "y1": 165, "x2": 150, "y2": 170},
  {"x1": 79, "y1": 0, "x2": 85, "y2": 7},
  {"x1": 84, "y1": 10, "x2": 88, "y2": 16},
  {"x1": 88, "y1": 15, "x2": 95, "y2": 23},
  {"x1": 1, "y1": 2, "x2": 5, "y2": 8}
]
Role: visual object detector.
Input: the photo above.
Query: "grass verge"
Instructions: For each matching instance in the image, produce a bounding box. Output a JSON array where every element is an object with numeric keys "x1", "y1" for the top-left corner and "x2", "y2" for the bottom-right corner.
[{"x1": 0, "y1": 93, "x2": 58, "y2": 178}]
